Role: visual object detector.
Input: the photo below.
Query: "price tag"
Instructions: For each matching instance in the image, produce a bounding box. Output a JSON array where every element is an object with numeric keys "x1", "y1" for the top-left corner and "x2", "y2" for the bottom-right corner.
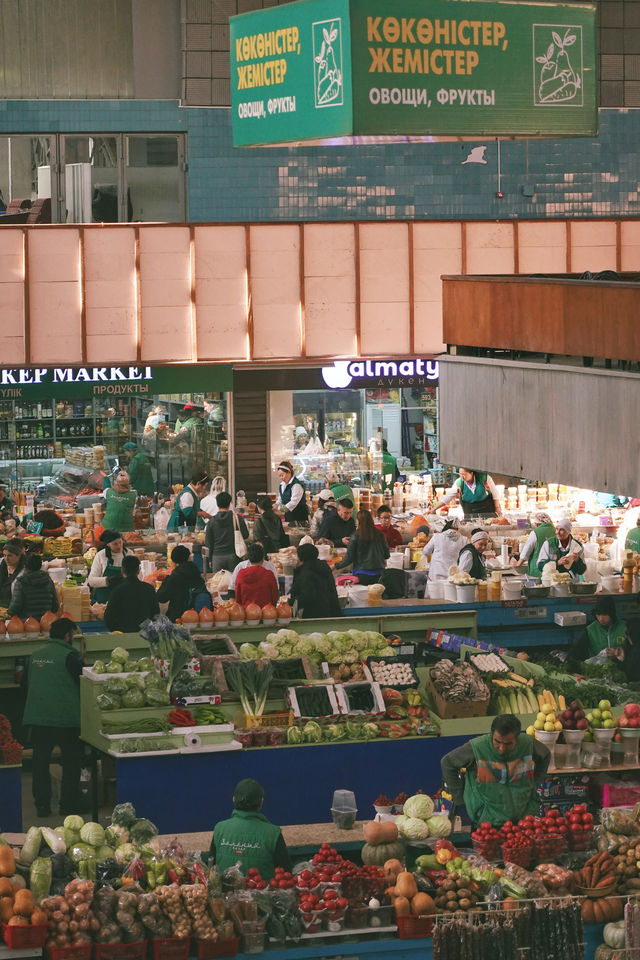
[
  {"x1": 175, "y1": 694, "x2": 222, "y2": 706},
  {"x1": 514, "y1": 606, "x2": 548, "y2": 619},
  {"x1": 501, "y1": 598, "x2": 527, "y2": 608}
]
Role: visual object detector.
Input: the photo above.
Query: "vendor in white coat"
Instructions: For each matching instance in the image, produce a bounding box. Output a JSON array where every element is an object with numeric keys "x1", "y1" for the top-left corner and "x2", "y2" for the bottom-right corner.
[
  {"x1": 87, "y1": 530, "x2": 131, "y2": 603},
  {"x1": 423, "y1": 519, "x2": 467, "y2": 581}
]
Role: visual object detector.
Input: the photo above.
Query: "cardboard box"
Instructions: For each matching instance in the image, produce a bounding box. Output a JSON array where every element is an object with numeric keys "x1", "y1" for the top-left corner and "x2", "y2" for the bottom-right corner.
[{"x1": 554, "y1": 611, "x2": 587, "y2": 626}]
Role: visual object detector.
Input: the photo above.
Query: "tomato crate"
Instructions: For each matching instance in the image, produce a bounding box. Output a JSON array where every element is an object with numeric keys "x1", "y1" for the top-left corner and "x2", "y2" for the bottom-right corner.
[
  {"x1": 396, "y1": 915, "x2": 433, "y2": 939},
  {"x1": 2, "y1": 922, "x2": 47, "y2": 949},
  {"x1": 243, "y1": 710, "x2": 292, "y2": 729},
  {"x1": 94, "y1": 941, "x2": 148, "y2": 960},
  {"x1": 151, "y1": 938, "x2": 190, "y2": 960},
  {"x1": 193, "y1": 938, "x2": 240, "y2": 959},
  {"x1": 46, "y1": 945, "x2": 93, "y2": 960}
]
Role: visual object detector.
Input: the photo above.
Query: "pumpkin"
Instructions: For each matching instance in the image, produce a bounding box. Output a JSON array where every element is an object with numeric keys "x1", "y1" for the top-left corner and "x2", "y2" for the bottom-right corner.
[
  {"x1": 410, "y1": 515, "x2": 429, "y2": 529},
  {"x1": 0, "y1": 878, "x2": 12, "y2": 897},
  {"x1": 361, "y1": 840, "x2": 404, "y2": 867},
  {"x1": 13, "y1": 889, "x2": 34, "y2": 916},
  {"x1": 214, "y1": 606, "x2": 229, "y2": 624},
  {"x1": 0, "y1": 897, "x2": 13, "y2": 923},
  {"x1": 181, "y1": 609, "x2": 199, "y2": 624},
  {"x1": 383, "y1": 858, "x2": 403, "y2": 883},
  {"x1": 262, "y1": 604, "x2": 277, "y2": 622},
  {"x1": 6, "y1": 616, "x2": 24, "y2": 636},
  {"x1": 384, "y1": 886, "x2": 397, "y2": 899},
  {"x1": 199, "y1": 606, "x2": 215, "y2": 624},
  {"x1": 604, "y1": 922, "x2": 626, "y2": 949},
  {"x1": 40, "y1": 611, "x2": 57, "y2": 634},
  {"x1": 228, "y1": 603, "x2": 244, "y2": 623},
  {"x1": 363, "y1": 821, "x2": 398, "y2": 845},
  {"x1": 0, "y1": 846, "x2": 15, "y2": 877},
  {"x1": 395, "y1": 871, "x2": 418, "y2": 899},
  {"x1": 393, "y1": 896, "x2": 411, "y2": 917},
  {"x1": 31, "y1": 908, "x2": 48, "y2": 926},
  {"x1": 411, "y1": 893, "x2": 436, "y2": 916},
  {"x1": 24, "y1": 617, "x2": 41, "y2": 635},
  {"x1": 8, "y1": 915, "x2": 29, "y2": 926}
]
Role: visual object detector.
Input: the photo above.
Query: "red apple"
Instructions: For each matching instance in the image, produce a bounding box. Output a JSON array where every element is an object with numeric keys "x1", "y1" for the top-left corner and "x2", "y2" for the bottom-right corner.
[
  {"x1": 624, "y1": 703, "x2": 640, "y2": 718},
  {"x1": 614, "y1": 732, "x2": 623, "y2": 742},
  {"x1": 630, "y1": 717, "x2": 640, "y2": 728},
  {"x1": 576, "y1": 718, "x2": 589, "y2": 730},
  {"x1": 618, "y1": 716, "x2": 630, "y2": 728},
  {"x1": 573, "y1": 710, "x2": 585, "y2": 721}
]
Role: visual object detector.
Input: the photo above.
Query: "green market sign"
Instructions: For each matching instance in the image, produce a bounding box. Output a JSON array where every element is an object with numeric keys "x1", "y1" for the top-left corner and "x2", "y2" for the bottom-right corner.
[
  {"x1": 230, "y1": 0, "x2": 597, "y2": 145},
  {"x1": 0, "y1": 364, "x2": 233, "y2": 400}
]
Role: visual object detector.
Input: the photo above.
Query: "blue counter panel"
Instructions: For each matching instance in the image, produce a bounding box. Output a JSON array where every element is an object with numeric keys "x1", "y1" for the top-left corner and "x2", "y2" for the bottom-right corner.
[{"x1": 116, "y1": 735, "x2": 467, "y2": 834}]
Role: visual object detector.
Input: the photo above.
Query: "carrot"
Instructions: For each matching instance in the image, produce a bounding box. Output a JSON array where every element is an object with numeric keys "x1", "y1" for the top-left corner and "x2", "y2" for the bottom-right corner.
[{"x1": 596, "y1": 874, "x2": 616, "y2": 888}]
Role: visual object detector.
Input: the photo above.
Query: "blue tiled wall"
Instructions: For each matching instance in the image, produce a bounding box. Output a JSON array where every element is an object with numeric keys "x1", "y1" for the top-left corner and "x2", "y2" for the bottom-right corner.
[{"x1": 1, "y1": 99, "x2": 639, "y2": 220}]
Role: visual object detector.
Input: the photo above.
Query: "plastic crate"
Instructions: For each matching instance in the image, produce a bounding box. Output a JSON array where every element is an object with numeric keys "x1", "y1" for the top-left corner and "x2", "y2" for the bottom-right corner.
[
  {"x1": 151, "y1": 939, "x2": 190, "y2": 960},
  {"x1": 193, "y1": 939, "x2": 240, "y2": 959},
  {"x1": 397, "y1": 915, "x2": 433, "y2": 939},
  {"x1": 46, "y1": 946, "x2": 93, "y2": 960},
  {"x1": 243, "y1": 710, "x2": 291, "y2": 729},
  {"x1": 94, "y1": 941, "x2": 147, "y2": 960},
  {"x1": 2, "y1": 923, "x2": 47, "y2": 949},
  {"x1": 594, "y1": 781, "x2": 640, "y2": 808}
]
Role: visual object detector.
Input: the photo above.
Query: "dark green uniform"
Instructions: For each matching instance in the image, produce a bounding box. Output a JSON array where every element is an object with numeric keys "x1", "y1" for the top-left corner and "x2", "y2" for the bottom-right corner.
[
  {"x1": 213, "y1": 810, "x2": 283, "y2": 880},
  {"x1": 463, "y1": 733, "x2": 539, "y2": 827},
  {"x1": 586, "y1": 618, "x2": 627, "y2": 656}
]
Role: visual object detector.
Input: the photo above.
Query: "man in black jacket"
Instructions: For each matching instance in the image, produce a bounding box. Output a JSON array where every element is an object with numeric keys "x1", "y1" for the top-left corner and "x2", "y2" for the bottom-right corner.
[
  {"x1": 104, "y1": 555, "x2": 160, "y2": 631},
  {"x1": 290, "y1": 544, "x2": 342, "y2": 619},
  {"x1": 156, "y1": 545, "x2": 208, "y2": 621},
  {"x1": 318, "y1": 498, "x2": 355, "y2": 547}
]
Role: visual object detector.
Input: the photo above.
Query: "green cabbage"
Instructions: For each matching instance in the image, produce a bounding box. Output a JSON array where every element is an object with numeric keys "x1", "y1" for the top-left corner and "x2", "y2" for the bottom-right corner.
[
  {"x1": 114, "y1": 842, "x2": 138, "y2": 864},
  {"x1": 104, "y1": 677, "x2": 127, "y2": 696},
  {"x1": 124, "y1": 660, "x2": 137, "y2": 673},
  {"x1": 96, "y1": 845, "x2": 115, "y2": 860},
  {"x1": 121, "y1": 687, "x2": 145, "y2": 708},
  {"x1": 302, "y1": 721, "x2": 322, "y2": 743},
  {"x1": 111, "y1": 646, "x2": 130, "y2": 663},
  {"x1": 92, "y1": 660, "x2": 107, "y2": 674},
  {"x1": 144, "y1": 672, "x2": 165, "y2": 689},
  {"x1": 362, "y1": 722, "x2": 380, "y2": 739},
  {"x1": 398, "y1": 816, "x2": 430, "y2": 841},
  {"x1": 97, "y1": 693, "x2": 121, "y2": 710},
  {"x1": 106, "y1": 660, "x2": 122, "y2": 673},
  {"x1": 137, "y1": 657, "x2": 154, "y2": 672},
  {"x1": 426, "y1": 815, "x2": 452, "y2": 837},
  {"x1": 239, "y1": 643, "x2": 260, "y2": 659},
  {"x1": 403, "y1": 794, "x2": 435, "y2": 821},
  {"x1": 125, "y1": 674, "x2": 145, "y2": 690},
  {"x1": 80, "y1": 821, "x2": 106, "y2": 848},
  {"x1": 323, "y1": 723, "x2": 346, "y2": 741},
  {"x1": 286, "y1": 725, "x2": 302, "y2": 744},
  {"x1": 41, "y1": 826, "x2": 66, "y2": 853},
  {"x1": 144, "y1": 687, "x2": 170, "y2": 706},
  {"x1": 63, "y1": 813, "x2": 84, "y2": 832},
  {"x1": 258, "y1": 642, "x2": 279, "y2": 659}
]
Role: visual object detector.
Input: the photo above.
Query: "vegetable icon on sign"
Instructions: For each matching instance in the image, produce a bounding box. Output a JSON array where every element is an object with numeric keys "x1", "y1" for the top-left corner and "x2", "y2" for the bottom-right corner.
[
  {"x1": 312, "y1": 18, "x2": 344, "y2": 108},
  {"x1": 534, "y1": 26, "x2": 583, "y2": 105}
]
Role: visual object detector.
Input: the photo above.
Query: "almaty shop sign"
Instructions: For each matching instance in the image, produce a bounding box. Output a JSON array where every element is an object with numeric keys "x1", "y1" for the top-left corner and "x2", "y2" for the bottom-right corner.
[{"x1": 230, "y1": 0, "x2": 597, "y2": 145}]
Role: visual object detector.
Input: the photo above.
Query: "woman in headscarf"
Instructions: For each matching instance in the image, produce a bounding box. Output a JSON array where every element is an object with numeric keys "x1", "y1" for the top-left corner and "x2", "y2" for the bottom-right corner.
[
  {"x1": 457, "y1": 528, "x2": 491, "y2": 580},
  {"x1": 423, "y1": 518, "x2": 467, "y2": 582},
  {"x1": 512, "y1": 512, "x2": 556, "y2": 577},
  {"x1": 537, "y1": 518, "x2": 586, "y2": 580},
  {"x1": 276, "y1": 460, "x2": 309, "y2": 525},
  {"x1": 87, "y1": 530, "x2": 130, "y2": 603},
  {"x1": 567, "y1": 595, "x2": 627, "y2": 667}
]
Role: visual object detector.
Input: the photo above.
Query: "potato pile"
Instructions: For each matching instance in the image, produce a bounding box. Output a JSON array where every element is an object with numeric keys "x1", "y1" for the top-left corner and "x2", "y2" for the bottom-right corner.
[
  {"x1": 433, "y1": 872, "x2": 480, "y2": 913},
  {"x1": 613, "y1": 839, "x2": 640, "y2": 894}
]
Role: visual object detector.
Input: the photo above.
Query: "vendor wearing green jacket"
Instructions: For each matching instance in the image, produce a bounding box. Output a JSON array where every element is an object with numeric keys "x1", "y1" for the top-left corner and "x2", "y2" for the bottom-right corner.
[
  {"x1": 537, "y1": 518, "x2": 586, "y2": 580},
  {"x1": 23, "y1": 618, "x2": 84, "y2": 818},
  {"x1": 441, "y1": 715, "x2": 550, "y2": 828},
  {"x1": 209, "y1": 779, "x2": 291, "y2": 880},
  {"x1": 567, "y1": 596, "x2": 627, "y2": 666},
  {"x1": 513, "y1": 512, "x2": 556, "y2": 577},
  {"x1": 626, "y1": 515, "x2": 640, "y2": 554},
  {"x1": 167, "y1": 469, "x2": 210, "y2": 532},
  {"x1": 381, "y1": 439, "x2": 398, "y2": 492},
  {"x1": 102, "y1": 471, "x2": 137, "y2": 533},
  {"x1": 124, "y1": 442, "x2": 155, "y2": 498}
]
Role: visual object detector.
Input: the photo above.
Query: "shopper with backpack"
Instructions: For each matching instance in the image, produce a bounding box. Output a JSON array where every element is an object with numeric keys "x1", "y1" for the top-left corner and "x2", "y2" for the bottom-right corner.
[{"x1": 156, "y1": 545, "x2": 210, "y2": 621}]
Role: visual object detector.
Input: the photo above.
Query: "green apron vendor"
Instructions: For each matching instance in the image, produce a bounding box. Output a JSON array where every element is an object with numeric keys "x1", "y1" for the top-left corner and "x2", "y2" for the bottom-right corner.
[
  {"x1": 208, "y1": 778, "x2": 291, "y2": 880},
  {"x1": 441, "y1": 715, "x2": 551, "y2": 828},
  {"x1": 167, "y1": 470, "x2": 210, "y2": 532},
  {"x1": 87, "y1": 530, "x2": 130, "y2": 603},
  {"x1": 567, "y1": 596, "x2": 627, "y2": 667},
  {"x1": 513, "y1": 512, "x2": 556, "y2": 577},
  {"x1": 124, "y1": 441, "x2": 155, "y2": 498},
  {"x1": 102, "y1": 471, "x2": 137, "y2": 532},
  {"x1": 429, "y1": 468, "x2": 502, "y2": 518}
]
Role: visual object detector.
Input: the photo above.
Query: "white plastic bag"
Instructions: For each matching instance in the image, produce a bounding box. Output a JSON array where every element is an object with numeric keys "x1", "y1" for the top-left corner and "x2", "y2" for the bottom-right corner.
[{"x1": 154, "y1": 505, "x2": 171, "y2": 530}]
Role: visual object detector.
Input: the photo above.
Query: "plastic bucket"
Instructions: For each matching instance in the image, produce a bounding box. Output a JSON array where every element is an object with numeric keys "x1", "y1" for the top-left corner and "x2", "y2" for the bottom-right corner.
[
  {"x1": 444, "y1": 582, "x2": 457, "y2": 602},
  {"x1": 349, "y1": 586, "x2": 369, "y2": 607},
  {"x1": 386, "y1": 553, "x2": 405, "y2": 569},
  {"x1": 426, "y1": 579, "x2": 445, "y2": 600},
  {"x1": 456, "y1": 584, "x2": 476, "y2": 603}
]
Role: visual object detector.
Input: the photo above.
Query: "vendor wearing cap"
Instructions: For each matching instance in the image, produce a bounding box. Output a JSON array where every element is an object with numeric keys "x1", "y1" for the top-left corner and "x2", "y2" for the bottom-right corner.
[
  {"x1": 567, "y1": 595, "x2": 627, "y2": 666},
  {"x1": 167, "y1": 469, "x2": 210, "y2": 532},
  {"x1": 209, "y1": 778, "x2": 291, "y2": 880},
  {"x1": 124, "y1": 442, "x2": 154, "y2": 498},
  {"x1": 537, "y1": 518, "x2": 586, "y2": 580},
  {"x1": 87, "y1": 530, "x2": 130, "y2": 603},
  {"x1": 276, "y1": 460, "x2": 309, "y2": 525},
  {"x1": 512, "y1": 512, "x2": 555, "y2": 576},
  {"x1": 458, "y1": 528, "x2": 490, "y2": 579}
]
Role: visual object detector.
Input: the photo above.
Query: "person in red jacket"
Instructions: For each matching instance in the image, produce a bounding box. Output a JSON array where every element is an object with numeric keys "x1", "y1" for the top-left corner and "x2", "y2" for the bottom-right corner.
[
  {"x1": 376, "y1": 504, "x2": 403, "y2": 549},
  {"x1": 235, "y1": 543, "x2": 279, "y2": 608}
]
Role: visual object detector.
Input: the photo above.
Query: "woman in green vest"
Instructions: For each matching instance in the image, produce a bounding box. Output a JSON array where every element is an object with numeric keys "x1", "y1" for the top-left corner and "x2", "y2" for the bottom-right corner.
[
  {"x1": 568, "y1": 596, "x2": 627, "y2": 666},
  {"x1": 457, "y1": 529, "x2": 490, "y2": 579},
  {"x1": 102, "y1": 471, "x2": 137, "y2": 533},
  {"x1": 441, "y1": 715, "x2": 551, "y2": 828},
  {"x1": 537, "y1": 518, "x2": 587, "y2": 580},
  {"x1": 167, "y1": 470, "x2": 210, "y2": 532},
  {"x1": 87, "y1": 530, "x2": 130, "y2": 603},
  {"x1": 429, "y1": 468, "x2": 502, "y2": 518},
  {"x1": 209, "y1": 779, "x2": 291, "y2": 880},
  {"x1": 513, "y1": 512, "x2": 556, "y2": 576}
]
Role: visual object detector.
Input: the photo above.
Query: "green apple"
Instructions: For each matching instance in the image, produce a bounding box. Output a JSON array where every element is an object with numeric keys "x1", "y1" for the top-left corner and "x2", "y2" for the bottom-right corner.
[
  {"x1": 603, "y1": 719, "x2": 616, "y2": 728},
  {"x1": 583, "y1": 730, "x2": 594, "y2": 741},
  {"x1": 534, "y1": 719, "x2": 545, "y2": 730},
  {"x1": 591, "y1": 719, "x2": 603, "y2": 728},
  {"x1": 591, "y1": 709, "x2": 602, "y2": 720},
  {"x1": 601, "y1": 710, "x2": 612, "y2": 720},
  {"x1": 586, "y1": 713, "x2": 594, "y2": 723},
  {"x1": 599, "y1": 700, "x2": 611, "y2": 711}
]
